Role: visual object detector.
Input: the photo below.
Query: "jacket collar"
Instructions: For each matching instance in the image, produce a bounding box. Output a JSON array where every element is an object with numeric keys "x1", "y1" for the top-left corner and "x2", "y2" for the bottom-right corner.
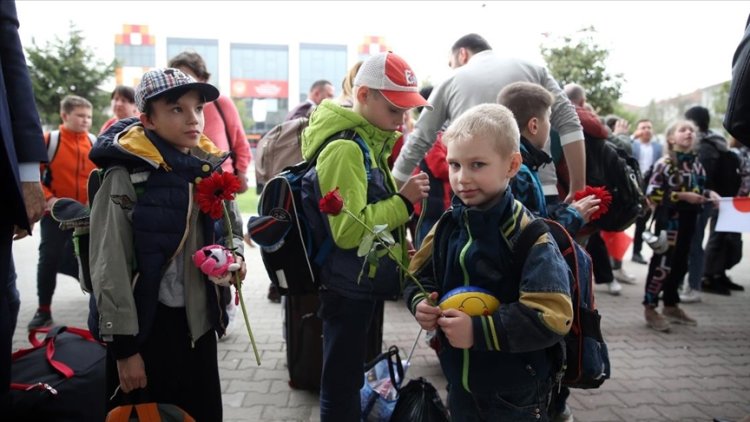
[
  {"x1": 114, "y1": 122, "x2": 226, "y2": 170},
  {"x1": 520, "y1": 136, "x2": 552, "y2": 171}
]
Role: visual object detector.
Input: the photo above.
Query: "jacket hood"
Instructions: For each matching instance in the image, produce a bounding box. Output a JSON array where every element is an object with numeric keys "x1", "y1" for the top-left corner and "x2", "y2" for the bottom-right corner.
[
  {"x1": 301, "y1": 99, "x2": 400, "y2": 165},
  {"x1": 699, "y1": 131, "x2": 729, "y2": 152},
  {"x1": 90, "y1": 117, "x2": 226, "y2": 170}
]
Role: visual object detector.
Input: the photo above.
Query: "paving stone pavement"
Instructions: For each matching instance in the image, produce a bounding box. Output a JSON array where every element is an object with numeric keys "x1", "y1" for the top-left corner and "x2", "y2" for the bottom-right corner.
[{"x1": 10, "y1": 221, "x2": 750, "y2": 421}]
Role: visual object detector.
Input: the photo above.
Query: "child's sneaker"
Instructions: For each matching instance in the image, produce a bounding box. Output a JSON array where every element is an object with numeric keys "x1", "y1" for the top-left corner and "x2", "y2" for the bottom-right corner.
[
  {"x1": 644, "y1": 307, "x2": 670, "y2": 332},
  {"x1": 662, "y1": 306, "x2": 697, "y2": 326},
  {"x1": 551, "y1": 404, "x2": 574, "y2": 422},
  {"x1": 608, "y1": 279, "x2": 622, "y2": 296},
  {"x1": 613, "y1": 268, "x2": 637, "y2": 284},
  {"x1": 679, "y1": 286, "x2": 702, "y2": 303},
  {"x1": 27, "y1": 310, "x2": 53, "y2": 330}
]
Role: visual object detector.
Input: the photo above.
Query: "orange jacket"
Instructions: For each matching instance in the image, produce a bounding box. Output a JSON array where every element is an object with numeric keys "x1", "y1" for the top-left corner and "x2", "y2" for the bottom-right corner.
[{"x1": 41, "y1": 125, "x2": 97, "y2": 204}]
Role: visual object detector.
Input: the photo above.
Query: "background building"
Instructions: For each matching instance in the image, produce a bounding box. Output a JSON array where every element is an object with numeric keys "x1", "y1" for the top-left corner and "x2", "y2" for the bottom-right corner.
[{"x1": 113, "y1": 25, "x2": 389, "y2": 143}]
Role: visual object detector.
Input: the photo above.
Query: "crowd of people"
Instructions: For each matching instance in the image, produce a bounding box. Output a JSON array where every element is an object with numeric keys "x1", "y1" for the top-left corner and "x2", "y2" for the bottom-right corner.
[{"x1": 2, "y1": 0, "x2": 750, "y2": 419}]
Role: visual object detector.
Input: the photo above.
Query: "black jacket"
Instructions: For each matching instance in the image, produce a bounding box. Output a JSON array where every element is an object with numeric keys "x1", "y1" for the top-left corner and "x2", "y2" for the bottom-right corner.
[{"x1": 725, "y1": 14, "x2": 750, "y2": 147}]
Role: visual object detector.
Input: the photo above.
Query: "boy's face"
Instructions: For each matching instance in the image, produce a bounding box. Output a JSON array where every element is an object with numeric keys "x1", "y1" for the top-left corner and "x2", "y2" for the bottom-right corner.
[
  {"x1": 526, "y1": 108, "x2": 552, "y2": 149},
  {"x1": 61, "y1": 106, "x2": 92, "y2": 133},
  {"x1": 356, "y1": 87, "x2": 410, "y2": 131},
  {"x1": 446, "y1": 134, "x2": 521, "y2": 207},
  {"x1": 140, "y1": 90, "x2": 205, "y2": 153}
]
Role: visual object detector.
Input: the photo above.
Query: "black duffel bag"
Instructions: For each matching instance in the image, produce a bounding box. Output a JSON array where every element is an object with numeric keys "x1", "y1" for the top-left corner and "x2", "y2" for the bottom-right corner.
[{"x1": 10, "y1": 326, "x2": 106, "y2": 421}]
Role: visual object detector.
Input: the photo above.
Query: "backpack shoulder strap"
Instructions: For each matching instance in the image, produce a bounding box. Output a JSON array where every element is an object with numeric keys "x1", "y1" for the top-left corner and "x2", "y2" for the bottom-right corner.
[
  {"x1": 512, "y1": 218, "x2": 550, "y2": 276},
  {"x1": 90, "y1": 166, "x2": 151, "y2": 206},
  {"x1": 47, "y1": 130, "x2": 60, "y2": 162},
  {"x1": 307, "y1": 129, "x2": 373, "y2": 181}
]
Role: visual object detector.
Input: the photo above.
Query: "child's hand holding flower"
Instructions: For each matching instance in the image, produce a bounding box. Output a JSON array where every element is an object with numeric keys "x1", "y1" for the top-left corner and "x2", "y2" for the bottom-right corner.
[
  {"x1": 195, "y1": 171, "x2": 260, "y2": 365},
  {"x1": 414, "y1": 292, "x2": 441, "y2": 331},
  {"x1": 573, "y1": 185, "x2": 612, "y2": 223}
]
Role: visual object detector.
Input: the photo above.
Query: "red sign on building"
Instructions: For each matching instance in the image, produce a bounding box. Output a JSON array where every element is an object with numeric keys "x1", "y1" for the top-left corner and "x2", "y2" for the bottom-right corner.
[{"x1": 231, "y1": 79, "x2": 289, "y2": 98}]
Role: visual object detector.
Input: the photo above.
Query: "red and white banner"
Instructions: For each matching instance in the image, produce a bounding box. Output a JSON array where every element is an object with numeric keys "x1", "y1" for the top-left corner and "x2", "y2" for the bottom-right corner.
[{"x1": 716, "y1": 197, "x2": 750, "y2": 233}]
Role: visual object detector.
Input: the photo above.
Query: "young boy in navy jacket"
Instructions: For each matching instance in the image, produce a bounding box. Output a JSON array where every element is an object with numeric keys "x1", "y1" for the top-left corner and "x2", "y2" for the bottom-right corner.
[{"x1": 405, "y1": 103, "x2": 573, "y2": 422}]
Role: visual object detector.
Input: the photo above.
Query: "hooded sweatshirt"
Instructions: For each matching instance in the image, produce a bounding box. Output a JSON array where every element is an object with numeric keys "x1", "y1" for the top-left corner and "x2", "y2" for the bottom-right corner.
[{"x1": 300, "y1": 100, "x2": 412, "y2": 300}]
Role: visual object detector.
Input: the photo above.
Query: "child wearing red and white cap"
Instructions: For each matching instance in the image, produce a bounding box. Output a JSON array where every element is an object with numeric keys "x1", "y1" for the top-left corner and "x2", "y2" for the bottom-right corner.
[{"x1": 299, "y1": 52, "x2": 431, "y2": 421}]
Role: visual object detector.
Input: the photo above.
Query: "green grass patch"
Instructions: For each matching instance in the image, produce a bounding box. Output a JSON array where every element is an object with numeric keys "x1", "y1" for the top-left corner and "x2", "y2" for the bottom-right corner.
[{"x1": 236, "y1": 189, "x2": 259, "y2": 215}]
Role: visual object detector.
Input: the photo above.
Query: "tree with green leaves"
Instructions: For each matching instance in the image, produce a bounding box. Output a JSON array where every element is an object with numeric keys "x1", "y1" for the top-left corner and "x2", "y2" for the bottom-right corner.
[
  {"x1": 26, "y1": 23, "x2": 116, "y2": 129},
  {"x1": 540, "y1": 26, "x2": 624, "y2": 115}
]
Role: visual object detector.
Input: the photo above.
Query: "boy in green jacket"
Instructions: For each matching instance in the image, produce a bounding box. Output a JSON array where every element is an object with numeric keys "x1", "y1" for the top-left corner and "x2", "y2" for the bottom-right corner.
[{"x1": 300, "y1": 52, "x2": 430, "y2": 422}]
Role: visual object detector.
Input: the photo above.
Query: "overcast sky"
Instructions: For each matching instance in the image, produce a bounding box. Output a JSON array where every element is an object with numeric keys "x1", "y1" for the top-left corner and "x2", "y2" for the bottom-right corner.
[{"x1": 15, "y1": 1, "x2": 750, "y2": 106}]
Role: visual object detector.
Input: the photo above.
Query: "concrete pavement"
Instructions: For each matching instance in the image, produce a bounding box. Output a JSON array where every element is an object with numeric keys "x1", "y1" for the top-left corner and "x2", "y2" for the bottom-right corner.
[{"x1": 10, "y1": 222, "x2": 750, "y2": 421}]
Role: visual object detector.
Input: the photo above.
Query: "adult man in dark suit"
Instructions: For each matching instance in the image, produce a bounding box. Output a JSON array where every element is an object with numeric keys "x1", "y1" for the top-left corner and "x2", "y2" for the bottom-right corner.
[{"x1": 0, "y1": 0, "x2": 48, "y2": 410}]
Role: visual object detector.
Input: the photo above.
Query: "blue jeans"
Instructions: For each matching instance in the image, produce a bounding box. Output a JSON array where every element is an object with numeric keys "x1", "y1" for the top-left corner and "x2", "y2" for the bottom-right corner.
[
  {"x1": 447, "y1": 379, "x2": 552, "y2": 422},
  {"x1": 687, "y1": 204, "x2": 713, "y2": 290},
  {"x1": 318, "y1": 291, "x2": 377, "y2": 422}
]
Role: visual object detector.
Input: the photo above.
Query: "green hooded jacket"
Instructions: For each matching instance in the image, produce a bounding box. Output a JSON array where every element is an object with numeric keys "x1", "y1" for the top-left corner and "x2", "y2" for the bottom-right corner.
[{"x1": 301, "y1": 100, "x2": 411, "y2": 297}]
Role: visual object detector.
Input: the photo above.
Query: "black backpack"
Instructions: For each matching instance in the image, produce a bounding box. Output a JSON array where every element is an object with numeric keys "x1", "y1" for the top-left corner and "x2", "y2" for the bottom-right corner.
[
  {"x1": 247, "y1": 130, "x2": 371, "y2": 295},
  {"x1": 714, "y1": 149, "x2": 743, "y2": 196},
  {"x1": 514, "y1": 218, "x2": 610, "y2": 389},
  {"x1": 585, "y1": 135, "x2": 647, "y2": 231},
  {"x1": 51, "y1": 167, "x2": 150, "y2": 293}
]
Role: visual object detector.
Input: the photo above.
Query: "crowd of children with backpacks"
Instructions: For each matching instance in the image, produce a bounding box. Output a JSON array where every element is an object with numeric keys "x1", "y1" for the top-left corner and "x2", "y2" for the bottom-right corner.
[{"x1": 20, "y1": 34, "x2": 749, "y2": 422}]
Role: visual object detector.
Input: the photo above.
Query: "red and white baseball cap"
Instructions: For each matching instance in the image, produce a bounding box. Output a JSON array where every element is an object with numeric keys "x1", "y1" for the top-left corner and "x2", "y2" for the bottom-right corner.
[{"x1": 354, "y1": 52, "x2": 432, "y2": 111}]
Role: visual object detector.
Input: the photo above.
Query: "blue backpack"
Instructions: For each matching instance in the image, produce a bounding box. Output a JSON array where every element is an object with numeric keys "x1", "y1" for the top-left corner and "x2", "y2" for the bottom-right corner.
[
  {"x1": 513, "y1": 218, "x2": 610, "y2": 389},
  {"x1": 247, "y1": 130, "x2": 371, "y2": 295}
]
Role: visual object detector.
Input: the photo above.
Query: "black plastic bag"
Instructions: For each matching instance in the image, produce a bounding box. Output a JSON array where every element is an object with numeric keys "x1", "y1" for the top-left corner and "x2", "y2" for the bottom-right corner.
[{"x1": 390, "y1": 377, "x2": 450, "y2": 422}]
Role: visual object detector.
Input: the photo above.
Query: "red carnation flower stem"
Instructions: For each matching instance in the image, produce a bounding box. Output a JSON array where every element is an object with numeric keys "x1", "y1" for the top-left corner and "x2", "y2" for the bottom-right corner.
[
  {"x1": 222, "y1": 202, "x2": 261, "y2": 366},
  {"x1": 340, "y1": 209, "x2": 433, "y2": 305}
]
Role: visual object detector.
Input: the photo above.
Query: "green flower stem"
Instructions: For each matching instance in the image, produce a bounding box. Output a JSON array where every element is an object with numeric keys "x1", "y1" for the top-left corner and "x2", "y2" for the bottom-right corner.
[
  {"x1": 223, "y1": 202, "x2": 261, "y2": 366},
  {"x1": 341, "y1": 209, "x2": 433, "y2": 305}
]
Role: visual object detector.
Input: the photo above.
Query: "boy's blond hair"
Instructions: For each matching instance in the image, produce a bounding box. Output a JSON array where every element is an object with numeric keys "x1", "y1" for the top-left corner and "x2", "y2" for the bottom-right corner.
[
  {"x1": 60, "y1": 95, "x2": 92, "y2": 115},
  {"x1": 497, "y1": 82, "x2": 554, "y2": 132},
  {"x1": 442, "y1": 103, "x2": 520, "y2": 156}
]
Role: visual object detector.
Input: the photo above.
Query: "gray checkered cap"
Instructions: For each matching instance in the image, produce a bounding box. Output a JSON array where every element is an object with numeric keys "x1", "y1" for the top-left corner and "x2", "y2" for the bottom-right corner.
[{"x1": 135, "y1": 68, "x2": 220, "y2": 112}]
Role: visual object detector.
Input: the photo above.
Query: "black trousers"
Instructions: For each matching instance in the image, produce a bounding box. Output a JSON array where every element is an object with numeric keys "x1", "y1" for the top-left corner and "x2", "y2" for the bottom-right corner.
[
  {"x1": 36, "y1": 214, "x2": 77, "y2": 307},
  {"x1": 106, "y1": 304, "x2": 222, "y2": 422},
  {"x1": 0, "y1": 223, "x2": 13, "y2": 409},
  {"x1": 319, "y1": 291, "x2": 378, "y2": 422},
  {"x1": 703, "y1": 211, "x2": 743, "y2": 276},
  {"x1": 587, "y1": 231, "x2": 614, "y2": 285},
  {"x1": 644, "y1": 209, "x2": 697, "y2": 307},
  {"x1": 632, "y1": 211, "x2": 651, "y2": 256}
]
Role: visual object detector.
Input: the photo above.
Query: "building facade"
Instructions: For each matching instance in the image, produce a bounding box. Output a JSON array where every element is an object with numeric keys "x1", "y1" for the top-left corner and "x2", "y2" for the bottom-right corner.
[{"x1": 113, "y1": 25, "x2": 388, "y2": 141}]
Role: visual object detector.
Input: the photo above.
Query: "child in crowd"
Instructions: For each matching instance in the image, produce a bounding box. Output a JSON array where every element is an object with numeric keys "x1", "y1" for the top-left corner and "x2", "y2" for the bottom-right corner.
[
  {"x1": 88, "y1": 68, "x2": 245, "y2": 421},
  {"x1": 498, "y1": 81, "x2": 600, "y2": 235},
  {"x1": 300, "y1": 52, "x2": 430, "y2": 422},
  {"x1": 30, "y1": 95, "x2": 97, "y2": 329},
  {"x1": 498, "y1": 81, "x2": 601, "y2": 422},
  {"x1": 405, "y1": 103, "x2": 573, "y2": 422},
  {"x1": 99, "y1": 85, "x2": 139, "y2": 134},
  {"x1": 642, "y1": 120, "x2": 719, "y2": 331}
]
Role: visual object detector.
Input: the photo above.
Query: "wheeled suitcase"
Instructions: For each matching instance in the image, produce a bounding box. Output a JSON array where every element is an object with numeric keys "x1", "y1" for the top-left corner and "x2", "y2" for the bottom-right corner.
[{"x1": 285, "y1": 294, "x2": 384, "y2": 391}]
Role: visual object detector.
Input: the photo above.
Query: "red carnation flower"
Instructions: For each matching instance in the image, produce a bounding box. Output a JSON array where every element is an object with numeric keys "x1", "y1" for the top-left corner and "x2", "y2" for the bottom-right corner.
[
  {"x1": 319, "y1": 187, "x2": 344, "y2": 216},
  {"x1": 574, "y1": 185, "x2": 612, "y2": 221},
  {"x1": 196, "y1": 171, "x2": 241, "y2": 219}
]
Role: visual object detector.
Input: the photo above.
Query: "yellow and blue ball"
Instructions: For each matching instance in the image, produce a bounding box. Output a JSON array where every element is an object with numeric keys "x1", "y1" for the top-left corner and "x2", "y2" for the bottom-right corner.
[{"x1": 438, "y1": 286, "x2": 500, "y2": 317}]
